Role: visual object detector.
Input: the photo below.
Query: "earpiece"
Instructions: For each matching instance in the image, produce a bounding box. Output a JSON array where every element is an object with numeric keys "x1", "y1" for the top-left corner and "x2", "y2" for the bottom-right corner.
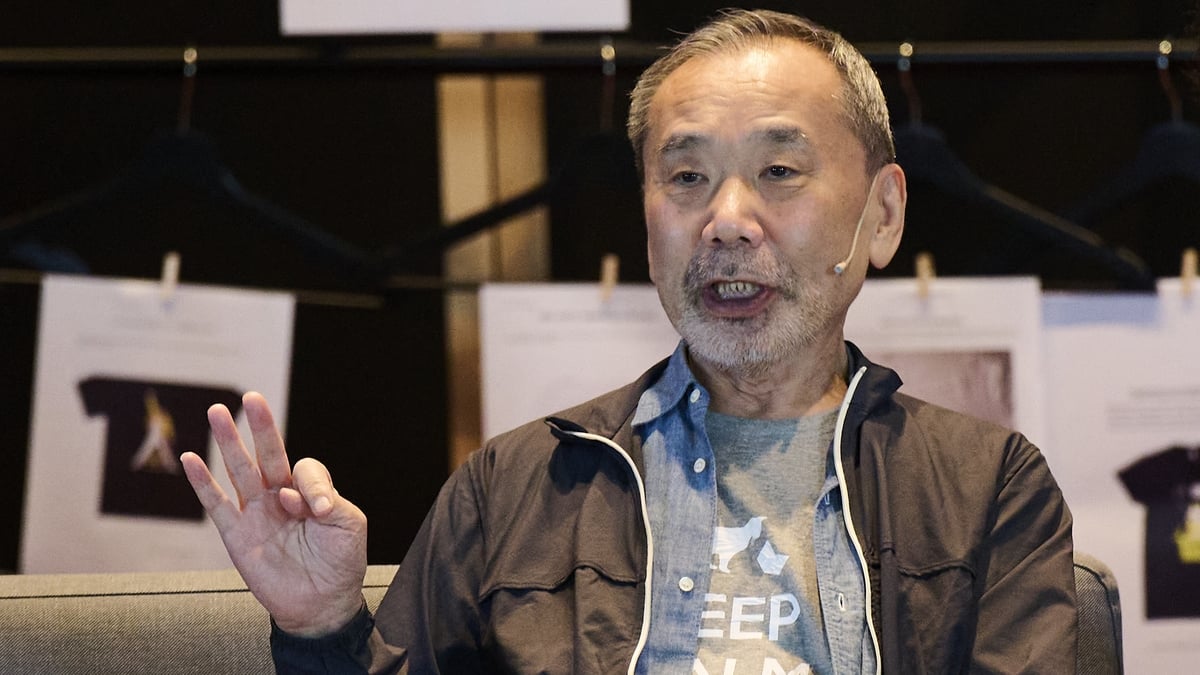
[{"x1": 833, "y1": 177, "x2": 879, "y2": 276}]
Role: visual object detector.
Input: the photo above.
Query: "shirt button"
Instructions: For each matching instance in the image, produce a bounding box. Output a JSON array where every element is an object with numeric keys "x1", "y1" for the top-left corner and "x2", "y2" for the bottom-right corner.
[
  {"x1": 689, "y1": 389, "x2": 701, "y2": 404},
  {"x1": 678, "y1": 576, "x2": 695, "y2": 592},
  {"x1": 692, "y1": 458, "x2": 707, "y2": 473}
]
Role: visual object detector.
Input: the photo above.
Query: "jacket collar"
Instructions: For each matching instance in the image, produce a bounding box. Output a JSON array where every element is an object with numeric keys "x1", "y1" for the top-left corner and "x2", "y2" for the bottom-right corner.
[
  {"x1": 543, "y1": 340, "x2": 903, "y2": 460},
  {"x1": 544, "y1": 356, "x2": 671, "y2": 472},
  {"x1": 843, "y1": 340, "x2": 904, "y2": 420}
]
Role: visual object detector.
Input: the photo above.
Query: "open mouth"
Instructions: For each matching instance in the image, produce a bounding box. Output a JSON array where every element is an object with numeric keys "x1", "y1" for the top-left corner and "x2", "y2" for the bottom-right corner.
[
  {"x1": 703, "y1": 280, "x2": 774, "y2": 317},
  {"x1": 713, "y1": 280, "x2": 762, "y2": 300}
]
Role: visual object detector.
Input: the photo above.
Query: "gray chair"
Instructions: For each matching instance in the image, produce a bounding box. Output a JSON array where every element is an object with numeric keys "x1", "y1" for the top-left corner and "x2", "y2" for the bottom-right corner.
[
  {"x1": 0, "y1": 564, "x2": 397, "y2": 674},
  {"x1": 0, "y1": 555, "x2": 1123, "y2": 673},
  {"x1": 1074, "y1": 551, "x2": 1124, "y2": 675}
]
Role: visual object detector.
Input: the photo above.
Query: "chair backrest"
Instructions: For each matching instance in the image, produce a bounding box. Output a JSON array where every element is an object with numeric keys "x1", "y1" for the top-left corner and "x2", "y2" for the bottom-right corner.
[
  {"x1": 0, "y1": 564, "x2": 398, "y2": 674},
  {"x1": 0, "y1": 557, "x2": 1123, "y2": 673},
  {"x1": 1074, "y1": 551, "x2": 1123, "y2": 675}
]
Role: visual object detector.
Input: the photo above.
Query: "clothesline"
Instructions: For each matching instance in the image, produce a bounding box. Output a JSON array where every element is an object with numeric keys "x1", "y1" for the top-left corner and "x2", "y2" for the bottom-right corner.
[
  {"x1": 0, "y1": 38, "x2": 1195, "y2": 73},
  {"x1": 0, "y1": 267, "x2": 482, "y2": 309}
]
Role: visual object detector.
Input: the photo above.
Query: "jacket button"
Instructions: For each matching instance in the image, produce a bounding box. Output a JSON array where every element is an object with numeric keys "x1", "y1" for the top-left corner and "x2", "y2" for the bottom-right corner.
[
  {"x1": 692, "y1": 458, "x2": 707, "y2": 473},
  {"x1": 678, "y1": 576, "x2": 695, "y2": 592}
]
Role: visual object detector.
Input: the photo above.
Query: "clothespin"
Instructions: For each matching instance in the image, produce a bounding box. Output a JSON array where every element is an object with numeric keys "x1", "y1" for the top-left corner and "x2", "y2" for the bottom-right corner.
[
  {"x1": 915, "y1": 251, "x2": 936, "y2": 299},
  {"x1": 1182, "y1": 247, "x2": 1197, "y2": 298},
  {"x1": 160, "y1": 251, "x2": 181, "y2": 304},
  {"x1": 599, "y1": 253, "x2": 619, "y2": 303}
]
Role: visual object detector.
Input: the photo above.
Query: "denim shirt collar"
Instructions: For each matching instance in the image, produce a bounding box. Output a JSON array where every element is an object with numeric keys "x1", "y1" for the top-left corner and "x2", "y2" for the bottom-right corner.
[{"x1": 632, "y1": 340, "x2": 698, "y2": 429}]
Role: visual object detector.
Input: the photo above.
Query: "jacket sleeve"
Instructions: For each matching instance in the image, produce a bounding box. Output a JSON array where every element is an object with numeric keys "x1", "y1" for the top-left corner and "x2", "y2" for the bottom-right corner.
[
  {"x1": 271, "y1": 605, "x2": 407, "y2": 674},
  {"x1": 270, "y1": 455, "x2": 490, "y2": 674},
  {"x1": 971, "y1": 437, "x2": 1077, "y2": 674}
]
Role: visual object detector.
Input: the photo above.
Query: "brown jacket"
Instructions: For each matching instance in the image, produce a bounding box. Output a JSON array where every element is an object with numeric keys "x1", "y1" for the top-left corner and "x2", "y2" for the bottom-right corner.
[{"x1": 272, "y1": 343, "x2": 1077, "y2": 673}]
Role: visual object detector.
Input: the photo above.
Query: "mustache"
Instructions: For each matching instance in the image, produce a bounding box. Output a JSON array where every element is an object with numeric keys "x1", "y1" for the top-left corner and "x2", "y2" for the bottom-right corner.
[{"x1": 682, "y1": 248, "x2": 797, "y2": 299}]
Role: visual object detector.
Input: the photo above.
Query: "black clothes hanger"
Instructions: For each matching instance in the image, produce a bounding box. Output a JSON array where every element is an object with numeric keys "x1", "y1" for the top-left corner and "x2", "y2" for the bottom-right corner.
[
  {"x1": 382, "y1": 130, "x2": 640, "y2": 276},
  {"x1": 0, "y1": 131, "x2": 378, "y2": 277},
  {"x1": 892, "y1": 47, "x2": 1155, "y2": 290},
  {"x1": 383, "y1": 39, "x2": 643, "y2": 281},
  {"x1": 0, "y1": 48, "x2": 380, "y2": 283},
  {"x1": 896, "y1": 124, "x2": 1153, "y2": 289},
  {"x1": 1063, "y1": 45, "x2": 1200, "y2": 225}
]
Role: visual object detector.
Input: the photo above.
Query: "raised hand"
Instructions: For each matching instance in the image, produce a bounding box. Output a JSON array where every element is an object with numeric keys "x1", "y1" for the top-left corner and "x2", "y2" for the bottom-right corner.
[{"x1": 181, "y1": 392, "x2": 368, "y2": 637}]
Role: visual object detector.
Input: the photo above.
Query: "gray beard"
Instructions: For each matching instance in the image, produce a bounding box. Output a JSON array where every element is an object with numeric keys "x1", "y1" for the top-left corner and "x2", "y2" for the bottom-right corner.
[{"x1": 674, "y1": 248, "x2": 836, "y2": 376}]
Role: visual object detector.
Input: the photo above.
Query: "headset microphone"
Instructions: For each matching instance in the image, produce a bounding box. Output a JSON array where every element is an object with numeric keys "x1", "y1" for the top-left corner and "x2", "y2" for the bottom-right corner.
[
  {"x1": 832, "y1": 178, "x2": 879, "y2": 276},
  {"x1": 831, "y1": 221, "x2": 862, "y2": 275}
]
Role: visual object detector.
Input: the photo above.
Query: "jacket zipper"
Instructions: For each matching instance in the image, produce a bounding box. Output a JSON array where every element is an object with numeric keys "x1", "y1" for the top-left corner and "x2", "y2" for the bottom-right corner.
[
  {"x1": 832, "y1": 366, "x2": 882, "y2": 675},
  {"x1": 562, "y1": 430, "x2": 654, "y2": 675}
]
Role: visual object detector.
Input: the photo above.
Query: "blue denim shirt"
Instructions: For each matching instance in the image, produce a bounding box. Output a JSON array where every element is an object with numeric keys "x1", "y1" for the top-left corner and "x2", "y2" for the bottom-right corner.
[{"x1": 631, "y1": 343, "x2": 877, "y2": 675}]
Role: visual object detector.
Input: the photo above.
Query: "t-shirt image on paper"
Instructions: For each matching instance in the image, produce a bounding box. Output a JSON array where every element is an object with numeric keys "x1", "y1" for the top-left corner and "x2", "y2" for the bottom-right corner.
[
  {"x1": 79, "y1": 376, "x2": 241, "y2": 520},
  {"x1": 1119, "y1": 445, "x2": 1200, "y2": 619}
]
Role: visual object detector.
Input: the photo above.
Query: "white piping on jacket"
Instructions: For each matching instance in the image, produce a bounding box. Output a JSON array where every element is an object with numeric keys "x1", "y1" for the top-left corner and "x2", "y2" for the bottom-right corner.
[
  {"x1": 562, "y1": 430, "x2": 654, "y2": 675},
  {"x1": 832, "y1": 365, "x2": 882, "y2": 675}
]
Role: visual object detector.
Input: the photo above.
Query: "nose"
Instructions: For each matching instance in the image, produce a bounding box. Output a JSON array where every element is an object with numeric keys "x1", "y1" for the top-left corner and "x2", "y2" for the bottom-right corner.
[{"x1": 702, "y1": 177, "x2": 764, "y2": 248}]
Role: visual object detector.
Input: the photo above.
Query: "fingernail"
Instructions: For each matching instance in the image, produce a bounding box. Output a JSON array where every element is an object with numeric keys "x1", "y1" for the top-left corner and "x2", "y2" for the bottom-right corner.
[{"x1": 313, "y1": 496, "x2": 331, "y2": 514}]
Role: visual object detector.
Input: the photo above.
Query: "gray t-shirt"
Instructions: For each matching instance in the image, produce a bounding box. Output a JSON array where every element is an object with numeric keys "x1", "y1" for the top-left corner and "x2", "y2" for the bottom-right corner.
[{"x1": 693, "y1": 410, "x2": 837, "y2": 675}]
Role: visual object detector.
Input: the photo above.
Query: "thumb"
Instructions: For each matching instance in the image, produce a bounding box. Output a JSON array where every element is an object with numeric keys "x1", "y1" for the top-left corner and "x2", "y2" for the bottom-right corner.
[
  {"x1": 290, "y1": 457, "x2": 339, "y2": 518},
  {"x1": 287, "y1": 458, "x2": 366, "y2": 528}
]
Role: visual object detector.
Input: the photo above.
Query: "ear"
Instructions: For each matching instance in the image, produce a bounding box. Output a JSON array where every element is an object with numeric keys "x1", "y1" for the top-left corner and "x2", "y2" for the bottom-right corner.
[{"x1": 866, "y1": 163, "x2": 906, "y2": 269}]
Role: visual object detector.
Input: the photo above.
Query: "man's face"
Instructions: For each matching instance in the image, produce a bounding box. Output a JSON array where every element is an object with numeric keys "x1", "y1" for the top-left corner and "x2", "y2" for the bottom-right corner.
[{"x1": 642, "y1": 41, "x2": 876, "y2": 374}]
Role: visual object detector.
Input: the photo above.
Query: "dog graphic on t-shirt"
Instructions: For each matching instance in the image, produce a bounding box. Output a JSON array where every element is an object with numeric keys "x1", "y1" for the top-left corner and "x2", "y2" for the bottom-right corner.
[{"x1": 712, "y1": 516, "x2": 766, "y2": 573}]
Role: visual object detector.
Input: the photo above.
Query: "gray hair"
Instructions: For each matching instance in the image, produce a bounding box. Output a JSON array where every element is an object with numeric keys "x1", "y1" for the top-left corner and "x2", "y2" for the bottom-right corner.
[{"x1": 627, "y1": 8, "x2": 895, "y2": 178}]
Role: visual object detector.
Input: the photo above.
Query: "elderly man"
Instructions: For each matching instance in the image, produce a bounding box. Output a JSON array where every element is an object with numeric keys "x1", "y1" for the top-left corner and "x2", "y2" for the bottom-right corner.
[{"x1": 183, "y1": 8, "x2": 1076, "y2": 674}]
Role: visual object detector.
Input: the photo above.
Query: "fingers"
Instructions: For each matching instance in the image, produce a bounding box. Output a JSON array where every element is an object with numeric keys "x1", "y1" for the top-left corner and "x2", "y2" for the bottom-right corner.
[
  {"x1": 208, "y1": 402, "x2": 266, "y2": 506},
  {"x1": 243, "y1": 392, "x2": 292, "y2": 488},
  {"x1": 207, "y1": 392, "x2": 291, "y2": 508},
  {"x1": 180, "y1": 451, "x2": 239, "y2": 532},
  {"x1": 201, "y1": 393, "x2": 348, "y2": 530}
]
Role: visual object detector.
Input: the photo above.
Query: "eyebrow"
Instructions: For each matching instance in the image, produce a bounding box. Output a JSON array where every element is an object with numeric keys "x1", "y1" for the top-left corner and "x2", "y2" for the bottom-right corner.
[
  {"x1": 655, "y1": 126, "x2": 811, "y2": 158},
  {"x1": 656, "y1": 133, "x2": 708, "y2": 158},
  {"x1": 753, "y1": 126, "x2": 810, "y2": 148}
]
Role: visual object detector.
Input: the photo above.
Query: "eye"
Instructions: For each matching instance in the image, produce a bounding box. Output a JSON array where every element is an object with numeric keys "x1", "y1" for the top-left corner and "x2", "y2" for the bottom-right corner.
[
  {"x1": 764, "y1": 165, "x2": 793, "y2": 179},
  {"x1": 673, "y1": 171, "x2": 704, "y2": 186}
]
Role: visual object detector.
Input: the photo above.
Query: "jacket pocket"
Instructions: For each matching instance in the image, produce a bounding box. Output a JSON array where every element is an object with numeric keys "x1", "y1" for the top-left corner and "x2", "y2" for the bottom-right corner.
[
  {"x1": 482, "y1": 566, "x2": 643, "y2": 675},
  {"x1": 476, "y1": 442, "x2": 648, "y2": 674},
  {"x1": 885, "y1": 560, "x2": 978, "y2": 673}
]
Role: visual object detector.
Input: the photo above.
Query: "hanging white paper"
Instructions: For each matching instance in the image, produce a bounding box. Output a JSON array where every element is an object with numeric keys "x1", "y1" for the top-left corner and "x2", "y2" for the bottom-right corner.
[
  {"x1": 481, "y1": 279, "x2": 1045, "y2": 442},
  {"x1": 480, "y1": 283, "x2": 678, "y2": 439},
  {"x1": 21, "y1": 274, "x2": 295, "y2": 573},
  {"x1": 844, "y1": 276, "x2": 1045, "y2": 444},
  {"x1": 1043, "y1": 280, "x2": 1200, "y2": 673},
  {"x1": 280, "y1": 0, "x2": 630, "y2": 35}
]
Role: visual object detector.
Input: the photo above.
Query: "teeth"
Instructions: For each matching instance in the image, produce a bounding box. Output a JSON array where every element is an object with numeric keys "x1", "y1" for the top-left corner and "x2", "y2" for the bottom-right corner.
[{"x1": 714, "y1": 281, "x2": 761, "y2": 299}]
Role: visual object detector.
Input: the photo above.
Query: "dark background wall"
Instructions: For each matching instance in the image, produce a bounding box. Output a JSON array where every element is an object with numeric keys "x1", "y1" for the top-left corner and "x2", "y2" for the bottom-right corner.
[
  {"x1": 0, "y1": 2, "x2": 448, "y2": 570},
  {"x1": 2, "y1": 1, "x2": 1199, "y2": 571},
  {"x1": 547, "y1": 0, "x2": 1200, "y2": 288}
]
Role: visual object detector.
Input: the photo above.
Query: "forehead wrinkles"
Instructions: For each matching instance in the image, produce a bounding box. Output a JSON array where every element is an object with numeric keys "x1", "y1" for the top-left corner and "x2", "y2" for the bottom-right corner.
[{"x1": 646, "y1": 46, "x2": 844, "y2": 160}]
